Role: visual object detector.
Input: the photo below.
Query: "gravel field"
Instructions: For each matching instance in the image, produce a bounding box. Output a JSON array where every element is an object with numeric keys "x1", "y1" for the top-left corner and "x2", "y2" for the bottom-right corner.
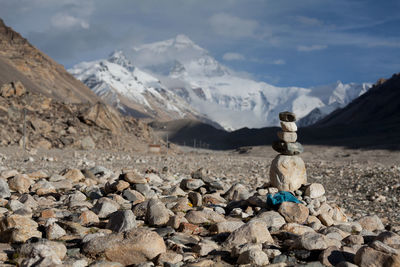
[{"x1": 2, "y1": 144, "x2": 399, "y2": 228}]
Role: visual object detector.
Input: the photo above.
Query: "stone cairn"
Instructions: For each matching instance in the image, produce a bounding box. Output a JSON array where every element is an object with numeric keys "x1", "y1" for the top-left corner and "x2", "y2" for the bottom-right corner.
[{"x1": 270, "y1": 111, "x2": 307, "y2": 191}]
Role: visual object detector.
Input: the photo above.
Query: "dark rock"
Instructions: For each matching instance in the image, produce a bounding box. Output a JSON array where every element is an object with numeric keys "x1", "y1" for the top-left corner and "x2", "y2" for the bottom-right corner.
[
  {"x1": 279, "y1": 111, "x2": 296, "y2": 122},
  {"x1": 272, "y1": 141, "x2": 304, "y2": 155}
]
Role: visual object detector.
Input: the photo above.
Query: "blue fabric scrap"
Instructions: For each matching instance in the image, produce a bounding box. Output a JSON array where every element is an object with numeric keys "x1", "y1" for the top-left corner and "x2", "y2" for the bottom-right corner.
[{"x1": 267, "y1": 191, "x2": 301, "y2": 207}]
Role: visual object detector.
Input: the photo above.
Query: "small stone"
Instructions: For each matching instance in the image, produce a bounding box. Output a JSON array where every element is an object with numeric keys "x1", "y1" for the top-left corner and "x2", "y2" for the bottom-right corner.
[
  {"x1": 270, "y1": 155, "x2": 307, "y2": 191},
  {"x1": 223, "y1": 220, "x2": 274, "y2": 248},
  {"x1": 188, "y1": 191, "x2": 202, "y2": 207},
  {"x1": 92, "y1": 197, "x2": 120, "y2": 218},
  {"x1": 61, "y1": 168, "x2": 85, "y2": 183},
  {"x1": 209, "y1": 220, "x2": 245, "y2": 234},
  {"x1": 237, "y1": 247, "x2": 270, "y2": 266},
  {"x1": 299, "y1": 232, "x2": 329, "y2": 250},
  {"x1": 180, "y1": 178, "x2": 205, "y2": 191},
  {"x1": 0, "y1": 178, "x2": 10, "y2": 199},
  {"x1": 46, "y1": 222, "x2": 67, "y2": 240},
  {"x1": 224, "y1": 183, "x2": 250, "y2": 201},
  {"x1": 19, "y1": 240, "x2": 66, "y2": 266},
  {"x1": 281, "y1": 223, "x2": 315, "y2": 235},
  {"x1": 272, "y1": 141, "x2": 304, "y2": 155},
  {"x1": 255, "y1": 211, "x2": 286, "y2": 229},
  {"x1": 358, "y1": 215, "x2": 385, "y2": 232},
  {"x1": 123, "y1": 170, "x2": 147, "y2": 184},
  {"x1": 305, "y1": 183, "x2": 325, "y2": 199},
  {"x1": 370, "y1": 240, "x2": 399, "y2": 255},
  {"x1": 279, "y1": 111, "x2": 296, "y2": 122},
  {"x1": 280, "y1": 121, "x2": 297, "y2": 132},
  {"x1": 193, "y1": 239, "x2": 219, "y2": 256},
  {"x1": 146, "y1": 198, "x2": 170, "y2": 226},
  {"x1": 354, "y1": 246, "x2": 400, "y2": 267},
  {"x1": 0, "y1": 214, "x2": 42, "y2": 243},
  {"x1": 167, "y1": 214, "x2": 188, "y2": 230},
  {"x1": 123, "y1": 189, "x2": 145, "y2": 204},
  {"x1": 156, "y1": 251, "x2": 183, "y2": 266},
  {"x1": 376, "y1": 231, "x2": 400, "y2": 249},
  {"x1": 278, "y1": 202, "x2": 309, "y2": 224},
  {"x1": 8, "y1": 174, "x2": 33, "y2": 193},
  {"x1": 277, "y1": 131, "x2": 297, "y2": 142},
  {"x1": 107, "y1": 210, "x2": 137, "y2": 232},
  {"x1": 343, "y1": 235, "x2": 364, "y2": 246},
  {"x1": 185, "y1": 209, "x2": 225, "y2": 225},
  {"x1": 319, "y1": 246, "x2": 346, "y2": 267},
  {"x1": 79, "y1": 210, "x2": 100, "y2": 225}
]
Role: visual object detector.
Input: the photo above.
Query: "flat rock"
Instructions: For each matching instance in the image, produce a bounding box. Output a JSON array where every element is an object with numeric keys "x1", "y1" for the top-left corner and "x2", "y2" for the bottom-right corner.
[
  {"x1": 180, "y1": 178, "x2": 205, "y2": 191},
  {"x1": 223, "y1": 219, "x2": 274, "y2": 248},
  {"x1": 255, "y1": 210, "x2": 286, "y2": 229},
  {"x1": 277, "y1": 131, "x2": 297, "y2": 143},
  {"x1": 83, "y1": 228, "x2": 166, "y2": 265},
  {"x1": 272, "y1": 141, "x2": 304, "y2": 155},
  {"x1": 281, "y1": 223, "x2": 315, "y2": 235},
  {"x1": 270, "y1": 155, "x2": 307, "y2": 191},
  {"x1": 280, "y1": 121, "x2": 297, "y2": 132},
  {"x1": 185, "y1": 209, "x2": 225, "y2": 225},
  {"x1": 209, "y1": 220, "x2": 245, "y2": 234}
]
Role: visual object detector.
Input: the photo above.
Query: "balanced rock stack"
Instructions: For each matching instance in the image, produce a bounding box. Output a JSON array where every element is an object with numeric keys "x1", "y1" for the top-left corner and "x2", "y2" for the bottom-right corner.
[{"x1": 270, "y1": 111, "x2": 307, "y2": 191}]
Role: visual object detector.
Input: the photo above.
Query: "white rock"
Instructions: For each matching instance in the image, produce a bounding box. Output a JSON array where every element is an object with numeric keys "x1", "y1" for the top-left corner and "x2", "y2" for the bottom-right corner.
[
  {"x1": 270, "y1": 155, "x2": 307, "y2": 191},
  {"x1": 305, "y1": 183, "x2": 325, "y2": 199},
  {"x1": 280, "y1": 121, "x2": 297, "y2": 132}
]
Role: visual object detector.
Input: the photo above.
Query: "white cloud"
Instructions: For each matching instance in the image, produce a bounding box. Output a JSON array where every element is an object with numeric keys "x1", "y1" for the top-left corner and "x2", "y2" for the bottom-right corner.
[
  {"x1": 51, "y1": 13, "x2": 90, "y2": 30},
  {"x1": 272, "y1": 59, "x2": 285, "y2": 65},
  {"x1": 297, "y1": 44, "x2": 327, "y2": 52},
  {"x1": 223, "y1": 52, "x2": 245, "y2": 61},
  {"x1": 209, "y1": 13, "x2": 258, "y2": 38},
  {"x1": 295, "y1": 16, "x2": 323, "y2": 27}
]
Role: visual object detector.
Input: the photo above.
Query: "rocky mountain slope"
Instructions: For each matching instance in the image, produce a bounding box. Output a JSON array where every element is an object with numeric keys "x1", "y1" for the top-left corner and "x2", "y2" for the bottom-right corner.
[
  {"x1": 0, "y1": 81, "x2": 155, "y2": 152},
  {"x1": 70, "y1": 35, "x2": 371, "y2": 130},
  {"x1": 0, "y1": 18, "x2": 98, "y2": 103}
]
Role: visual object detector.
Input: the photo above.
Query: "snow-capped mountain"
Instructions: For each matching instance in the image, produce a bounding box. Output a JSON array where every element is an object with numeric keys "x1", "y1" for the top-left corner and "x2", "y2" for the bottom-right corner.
[
  {"x1": 69, "y1": 34, "x2": 372, "y2": 130},
  {"x1": 298, "y1": 81, "x2": 372, "y2": 127},
  {"x1": 68, "y1": 51, "x2": 202, "y2": 121}
]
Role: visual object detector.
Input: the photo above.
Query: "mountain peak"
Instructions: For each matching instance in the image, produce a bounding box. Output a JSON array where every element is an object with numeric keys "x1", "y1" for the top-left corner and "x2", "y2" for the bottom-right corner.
[
  {"x1": 174, "y1": 34, "x2": 194, "y2": 45},
  {"x1": 107, "y1": 50, "x2": 134, "y2": 71}
]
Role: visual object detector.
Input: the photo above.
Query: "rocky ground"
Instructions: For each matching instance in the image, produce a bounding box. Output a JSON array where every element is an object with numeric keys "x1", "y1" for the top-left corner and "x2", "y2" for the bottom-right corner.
[{"x1": 0, "y1": 145, "x2": 398, "y2": 266}]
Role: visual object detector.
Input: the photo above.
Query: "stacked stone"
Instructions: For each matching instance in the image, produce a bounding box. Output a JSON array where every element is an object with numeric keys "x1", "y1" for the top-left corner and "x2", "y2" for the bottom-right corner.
[{"x1": 270, "y1": 111, "x2": 307, "y2": 191}]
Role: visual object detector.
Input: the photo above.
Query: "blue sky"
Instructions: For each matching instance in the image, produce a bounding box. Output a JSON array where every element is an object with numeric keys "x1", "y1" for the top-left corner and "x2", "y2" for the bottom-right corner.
[{"x1": 0, "y1": 0, "x2": 399, "y2": 87}]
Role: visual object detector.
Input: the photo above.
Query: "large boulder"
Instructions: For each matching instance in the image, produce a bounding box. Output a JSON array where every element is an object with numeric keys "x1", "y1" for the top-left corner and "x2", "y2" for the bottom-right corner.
[
  {"x1": 79, "y1": 102, "x2": 125, "y2": 134},
  {"x1": 269, "y1": 155, "x2": 307, "y2": 191}
]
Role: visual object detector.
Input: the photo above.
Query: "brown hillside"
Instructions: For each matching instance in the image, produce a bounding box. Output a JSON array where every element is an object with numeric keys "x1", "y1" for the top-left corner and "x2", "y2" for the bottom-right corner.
[{"x1": 0, "y1": 18, "x2": 98, "y2": 103}]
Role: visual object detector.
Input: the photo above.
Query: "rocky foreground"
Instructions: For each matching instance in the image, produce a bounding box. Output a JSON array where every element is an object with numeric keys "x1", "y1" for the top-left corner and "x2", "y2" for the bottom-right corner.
[{"x1": 0, "y1": 146, "x2": 398, "y2": 266}]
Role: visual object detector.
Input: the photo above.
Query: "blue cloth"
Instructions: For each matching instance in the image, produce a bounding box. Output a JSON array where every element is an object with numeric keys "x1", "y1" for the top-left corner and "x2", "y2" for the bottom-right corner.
[{"x1": 267, "y1": 191, "x2": 301, "y2": 207}]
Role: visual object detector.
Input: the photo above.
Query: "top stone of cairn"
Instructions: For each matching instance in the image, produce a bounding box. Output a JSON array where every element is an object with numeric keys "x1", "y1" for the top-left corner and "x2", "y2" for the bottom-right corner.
[{"x1": 279, "y1": 111, "x2": 296, "y2": 122}]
